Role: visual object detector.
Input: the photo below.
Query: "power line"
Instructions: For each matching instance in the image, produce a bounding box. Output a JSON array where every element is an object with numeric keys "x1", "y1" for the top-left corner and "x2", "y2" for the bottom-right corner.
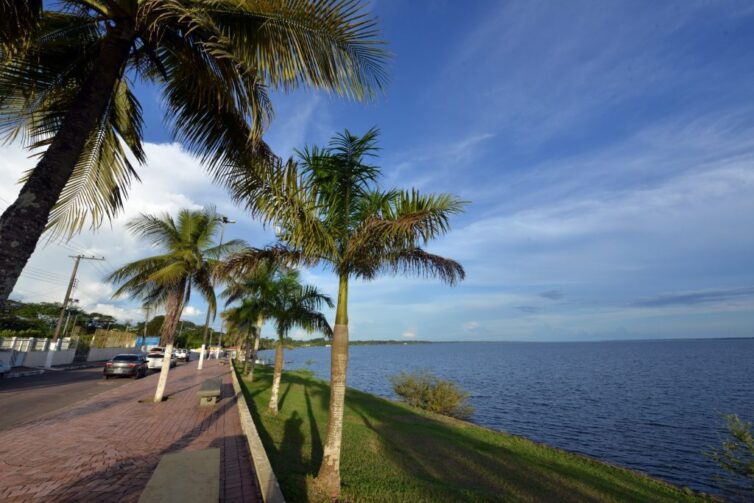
[
  {"x1": 19, "y1": 273, "x2": 64, "y2": 286},
  {"x1": 23, "y1": 266, "x2": 69, "y2": 282},
  {"x1": 52, "y1": 254, "x2": 105, "y2": 340}
]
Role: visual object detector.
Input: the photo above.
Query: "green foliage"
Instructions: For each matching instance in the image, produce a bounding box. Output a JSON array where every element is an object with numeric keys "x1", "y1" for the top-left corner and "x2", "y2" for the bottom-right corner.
[
  {"x1": 109, "y1": 207, "x2": 243, "y2": 314},
  {"x1": 0, "y1": 0, "x2": 387, "y2": 237},
  {"x1": 236, "y1": 365, "x2": 709, "y2": 503},
  {"x1": 0, "y1": 328, "x2": 47, "y2": 338},
  {"x1": 239, "y1": 129, "x2": 466, "y2": 290},
  {"x1": 707, "y1": 414, "x2": 754, "y2": 496},
  {"x1": 390, "y1": 370, "x2": 474, "y2": 420}
]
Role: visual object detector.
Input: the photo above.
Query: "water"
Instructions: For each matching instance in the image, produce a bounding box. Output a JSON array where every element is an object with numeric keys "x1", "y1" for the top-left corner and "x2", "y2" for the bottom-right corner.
[{"x1": 260, "y1": 339, "x2": 754, "y2": 496}]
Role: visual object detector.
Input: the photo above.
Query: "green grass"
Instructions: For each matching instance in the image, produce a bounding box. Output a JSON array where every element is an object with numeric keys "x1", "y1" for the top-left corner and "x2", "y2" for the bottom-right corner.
[{"x1": 236, "y1": 365, "x2": 712, "y2": 502}]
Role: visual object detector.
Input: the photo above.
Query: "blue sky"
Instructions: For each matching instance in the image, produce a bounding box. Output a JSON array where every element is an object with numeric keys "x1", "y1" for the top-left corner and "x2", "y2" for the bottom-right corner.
[{"x1": 2, "y1": 0, "x2": 754, "y2": 341}]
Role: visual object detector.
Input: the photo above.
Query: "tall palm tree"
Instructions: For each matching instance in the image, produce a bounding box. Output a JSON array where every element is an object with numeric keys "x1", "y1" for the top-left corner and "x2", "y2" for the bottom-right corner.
[
  {"x1": 239, "y1": 128, "x2": 465, "y2": 497},
  {"x1": 108, "y1": 207, "x2": 243, "y2": 402},
  {"x1": 0, "y1": 0, "x2": 387, "y2": 305},
  {"x1": 255, "y1": 270, "x2": 332, "y2": 415}
]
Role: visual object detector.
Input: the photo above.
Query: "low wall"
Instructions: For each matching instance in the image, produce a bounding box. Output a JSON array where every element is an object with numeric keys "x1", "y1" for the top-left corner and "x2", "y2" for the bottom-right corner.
[
  {"x1": 0, "y1": 350, "x2": 12, "y2": 367},
  {"x1": 23, "y1": 349, "x2": 76, "y2": 368},
  {"x1": 87, "y1": 347, "x2": 138, "y2": 362},
  {"x1": 231, "y1": 367, "x2": 285, "y2": 503}
]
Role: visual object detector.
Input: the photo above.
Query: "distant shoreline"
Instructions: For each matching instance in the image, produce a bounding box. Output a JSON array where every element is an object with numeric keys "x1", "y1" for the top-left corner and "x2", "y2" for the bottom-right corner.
[{"x1": 283, "y1": 336, "x2": 754, "y2": 347}]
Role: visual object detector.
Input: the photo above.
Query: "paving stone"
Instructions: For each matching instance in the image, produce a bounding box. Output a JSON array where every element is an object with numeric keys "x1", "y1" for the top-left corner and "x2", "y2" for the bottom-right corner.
[{"x1": 0, "y1": 360, "x2": 261, "y2": 502}]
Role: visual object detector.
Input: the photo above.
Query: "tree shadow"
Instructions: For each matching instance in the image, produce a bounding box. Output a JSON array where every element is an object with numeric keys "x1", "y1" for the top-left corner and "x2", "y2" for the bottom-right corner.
[
  {"x1": 279, "y1": 410, "x2": 308, "y2": 502},
  {"x1": 304, "y1": 385, "x2": 324, "y2": 472},
  {"x1": 277, "y1": 382, "x2": 293, "y2": 411},
  {"x1": 345, "y1": 393, "x2": 679, "y2": 503}
]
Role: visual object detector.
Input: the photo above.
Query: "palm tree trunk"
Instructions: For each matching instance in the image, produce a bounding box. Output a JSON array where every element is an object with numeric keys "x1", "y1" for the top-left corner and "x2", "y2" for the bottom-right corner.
[
  {"x1": 316, "y1": 274, "x2": 349, "y2": 497},
  {"x1": 0, "y1": 24, "x2": 134, "y2": 305},
  {"x1": 243, "y1": 327, "x2": 253, "y2": 375},
  {"x1": 248, "y1": 314, "x2": 263, "y2": 382},
  {"x1": 153, "y1": 285, "x2": 184, "y2": 403},
  {"x1": 267, "y1": 337, "x2": 284, "y2": 415}
]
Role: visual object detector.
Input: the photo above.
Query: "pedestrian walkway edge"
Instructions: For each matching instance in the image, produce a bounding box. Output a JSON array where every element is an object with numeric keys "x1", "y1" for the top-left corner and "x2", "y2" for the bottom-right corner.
[{"x1": 231, "y1": 367, "x2": 286, "y2": 503}]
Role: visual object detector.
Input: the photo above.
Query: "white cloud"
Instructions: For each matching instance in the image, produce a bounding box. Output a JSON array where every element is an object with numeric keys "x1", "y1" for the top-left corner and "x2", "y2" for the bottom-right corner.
[
  {"x1": 463, "y1": 321, "x2": 479, "y2": 332},
  {"x1": 182, "y1": 306, "x2": 202, "y2": 317},
  {"x1": 1, "y1": 141, "x2": 268, "y2": 323},
  {"x1": 402, "y1": 330, "x2": 417, "y2": 339}
]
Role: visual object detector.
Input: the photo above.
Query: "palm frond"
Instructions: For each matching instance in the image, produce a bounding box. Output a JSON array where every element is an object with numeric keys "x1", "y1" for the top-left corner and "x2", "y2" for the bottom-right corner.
[
  {"x1": 205, "y1": 0, "x2": 389, "y2": 100},
  {"x1": 0, "y1": 0, "x2": 43, "y2": 56},
  {"x1": 375, "y1": 247, "x2": 465, "y2": 286}
]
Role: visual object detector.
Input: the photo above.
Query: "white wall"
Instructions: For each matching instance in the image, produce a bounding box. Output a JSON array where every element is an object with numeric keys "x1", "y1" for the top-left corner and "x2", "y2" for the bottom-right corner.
[
  {"x1": 87, "y1": 347, "x2": 138, "y2": 362},
  {"x1": 23, "y1": 349, "x2": 75, "y2": 367},
  {"x1": 0, "y1": 350, "x2": 12, "y2": 367},
  {"x1": 52, "y1": 349, "x2": 76, "y2": 366}
]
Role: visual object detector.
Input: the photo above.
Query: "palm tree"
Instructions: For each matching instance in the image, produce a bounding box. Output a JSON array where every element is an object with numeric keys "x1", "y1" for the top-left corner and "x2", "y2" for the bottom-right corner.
[
  {"x1": 222, "y1": 299, "x2": 260, "y2": 374},
  {"x1": 222, "y1": 260, "x2": 281, "y2": 380},
  {"x1": 108, "y1": 207, "x2": 243, "y2": 402},
  {"x1": 0, "y1": 0, "x2": 387, "y2": 305},
  {"x1": 256, "y1": 270, "x2": 332, "y2": 415},
  {"x1": 238, "y1": 128, "x2": 465, "y2": 497}
]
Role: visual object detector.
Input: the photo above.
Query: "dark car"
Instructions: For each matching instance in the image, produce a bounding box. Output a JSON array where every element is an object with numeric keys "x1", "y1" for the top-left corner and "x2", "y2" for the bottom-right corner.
[{"x1": 103, "y1": 354, "x2": 148, "y2": 379}]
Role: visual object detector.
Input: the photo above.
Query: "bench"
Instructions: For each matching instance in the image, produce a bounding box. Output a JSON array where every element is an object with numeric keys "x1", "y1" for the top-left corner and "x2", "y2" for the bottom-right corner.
[
  {"x1": 138, "y1": 448, "x2": 219, "y2": 503},
  {"x1": 197, "y1": 377, "x2": 222, "y2": 406}
]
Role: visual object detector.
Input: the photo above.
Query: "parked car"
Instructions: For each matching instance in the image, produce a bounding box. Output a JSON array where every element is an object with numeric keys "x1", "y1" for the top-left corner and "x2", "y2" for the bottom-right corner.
[
  {"x1": 0, "y1": 359, "x2": 9, "y2": 378},
  {"x1": 146, "y1": 351, "x2": 177, "y2": 370},
  {"x1": 103, "y1": 354, "x2": 147, "y2": 379},
  {"x1": 174, "y1": 348, "x2": 189, "y2": 361}
]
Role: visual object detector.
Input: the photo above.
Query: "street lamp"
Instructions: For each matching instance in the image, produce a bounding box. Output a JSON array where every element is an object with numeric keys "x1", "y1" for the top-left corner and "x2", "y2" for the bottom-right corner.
[{"x1": 198, "y1": 214, "x2": 235, "y2": 369}]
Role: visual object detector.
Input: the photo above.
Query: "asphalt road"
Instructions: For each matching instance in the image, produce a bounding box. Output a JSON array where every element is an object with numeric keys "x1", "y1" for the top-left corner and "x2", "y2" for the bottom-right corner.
[{"x1": 0, "y1": 366, "x2": 135, "y2": 431}]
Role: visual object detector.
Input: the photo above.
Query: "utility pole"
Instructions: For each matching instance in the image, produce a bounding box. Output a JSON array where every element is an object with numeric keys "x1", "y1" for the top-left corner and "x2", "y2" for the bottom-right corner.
[
  {"x1": 62, "y1": 299, "x2": 79, "y2": 337},
  {"x1": 142, "y1": 305, "x2": 150, "y2": 350},
  {"x1": 53, "y1": 255, "x2": 104, "y2": 341}
]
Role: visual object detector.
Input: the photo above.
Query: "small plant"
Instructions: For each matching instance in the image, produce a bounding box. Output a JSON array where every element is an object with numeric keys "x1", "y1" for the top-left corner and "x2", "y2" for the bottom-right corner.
[
  {"x1": 390, "y1": 371, "x2": 474, "y2": 420},
  {"x1": 706, "y1": 414, "x2": 754, "y2": 497}
]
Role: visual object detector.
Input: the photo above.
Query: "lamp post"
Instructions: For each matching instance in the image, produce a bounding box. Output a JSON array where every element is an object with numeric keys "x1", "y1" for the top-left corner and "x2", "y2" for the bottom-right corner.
[{"x1": 198, "y1": 215, "x2": 235, "y2": 369}]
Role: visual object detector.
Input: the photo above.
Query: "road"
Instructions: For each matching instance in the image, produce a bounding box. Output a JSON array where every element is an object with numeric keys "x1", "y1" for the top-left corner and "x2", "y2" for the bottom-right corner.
[{"x1": 0, "y1": 366, "x2": 133, "y2": 431}]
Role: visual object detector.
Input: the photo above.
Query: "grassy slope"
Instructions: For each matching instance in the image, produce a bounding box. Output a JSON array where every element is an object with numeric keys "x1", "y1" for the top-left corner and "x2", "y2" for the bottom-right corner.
[{"x1": 237, "y1": 365, "x2": 710, "y2": 503}]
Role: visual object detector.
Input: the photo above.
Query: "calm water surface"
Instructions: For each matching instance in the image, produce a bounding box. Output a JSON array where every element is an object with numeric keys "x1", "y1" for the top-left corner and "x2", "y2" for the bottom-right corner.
[{"x1": 260, "y1": 339, "x2": 753, "y2": 495}]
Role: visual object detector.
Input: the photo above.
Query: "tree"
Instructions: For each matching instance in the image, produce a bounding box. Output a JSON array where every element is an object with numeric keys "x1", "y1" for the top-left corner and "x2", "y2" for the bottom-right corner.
[
  {"x1": 707, "y1": 414, "x2": 754, "y2": 497},
  {"x1": 256, "y1": 270, "x2": 332, "y2": 415},
  {"x1": 108, "y1": 207, "x2": 242, "y2": 402},
  {"x1": 0, "y1": 0, "x2": 388, "y2": 305},
  {"x1": 241, "y1": 128, "x2": 465, "y2": 496},
  {"x1": 222, "y1": 260, "x2": 281, "y2": 380},
  {"x1": 222, "y1": 299, "x2": 261, "y2": 375}
]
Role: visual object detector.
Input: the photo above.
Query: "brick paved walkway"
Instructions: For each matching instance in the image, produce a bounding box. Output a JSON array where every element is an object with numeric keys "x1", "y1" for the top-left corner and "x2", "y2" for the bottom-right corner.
[{"x1": 0, "y1": 360, "x2": 261, "y2": 502}]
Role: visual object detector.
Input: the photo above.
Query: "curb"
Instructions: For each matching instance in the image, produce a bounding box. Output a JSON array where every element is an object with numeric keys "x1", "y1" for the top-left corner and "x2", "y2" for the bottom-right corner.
[
  {"x1": 4, "y1": 369, "x2": 45, "y2": 379},
  {"x1": 231, "y1": 367, "x2": 286, "y2": 503},
  {"x1": 4, "y1": 362, "x2": 101, "y2": 379}
]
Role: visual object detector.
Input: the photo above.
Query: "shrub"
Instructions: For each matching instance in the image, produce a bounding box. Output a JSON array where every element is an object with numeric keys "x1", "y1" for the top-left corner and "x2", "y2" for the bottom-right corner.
[
  {"x1": 390, "y1": 370, "x2": 474, "y2": 420},
  {"x1": 707, "y1": 414, "x2": 754, "y2": 498}
]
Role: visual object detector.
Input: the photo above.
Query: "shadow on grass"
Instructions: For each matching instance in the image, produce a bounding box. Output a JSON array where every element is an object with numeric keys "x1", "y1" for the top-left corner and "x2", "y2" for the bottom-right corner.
[
  {"x1": 304, "y1": 385, "x2": 323, "y2": 471},
  {"x1": 235, "y1": 365, "x2": 698, "y2": 503},
  {"x1": 343, "y1": 386, "x2": 694, "y2": 503},
  {"x1": 277, "y1": 382, "x2": 293, "y2": 411}
]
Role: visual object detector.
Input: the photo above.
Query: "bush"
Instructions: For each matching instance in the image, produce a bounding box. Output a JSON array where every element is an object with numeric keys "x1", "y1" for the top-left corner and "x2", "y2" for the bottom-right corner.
[
  {"x1": 390, "y1": 370, "x2": 474, "y2": 419},
  {"x1": 707, "y1": 414, "x2": 754, "y2": 498}
]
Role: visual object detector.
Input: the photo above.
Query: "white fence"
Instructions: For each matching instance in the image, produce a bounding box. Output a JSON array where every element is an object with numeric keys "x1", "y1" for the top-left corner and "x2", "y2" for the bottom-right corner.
[{"x1": 0, "y1": 337, "x2": 76, "y2": 368}]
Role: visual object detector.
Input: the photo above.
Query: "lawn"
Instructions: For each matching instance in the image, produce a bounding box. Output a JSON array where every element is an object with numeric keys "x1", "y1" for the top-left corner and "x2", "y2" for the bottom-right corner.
[{"x1": 236, "y1": 365, "x2": 711, "y2": 502}]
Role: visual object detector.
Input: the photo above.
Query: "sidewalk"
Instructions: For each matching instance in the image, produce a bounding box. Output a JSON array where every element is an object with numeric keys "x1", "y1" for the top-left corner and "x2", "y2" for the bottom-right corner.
[{"x1": 0, "y1": 360, "x2": 261, "y2": 502}]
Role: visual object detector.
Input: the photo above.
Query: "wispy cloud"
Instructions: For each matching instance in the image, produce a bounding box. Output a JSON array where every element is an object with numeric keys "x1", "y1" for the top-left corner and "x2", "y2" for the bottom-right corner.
[
  {"x1": 539, "y1": 290, "x2": 564, "y2": 301},
  {"x1": 631, "y1": 287, "x2": 754, "y2": 308}
]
